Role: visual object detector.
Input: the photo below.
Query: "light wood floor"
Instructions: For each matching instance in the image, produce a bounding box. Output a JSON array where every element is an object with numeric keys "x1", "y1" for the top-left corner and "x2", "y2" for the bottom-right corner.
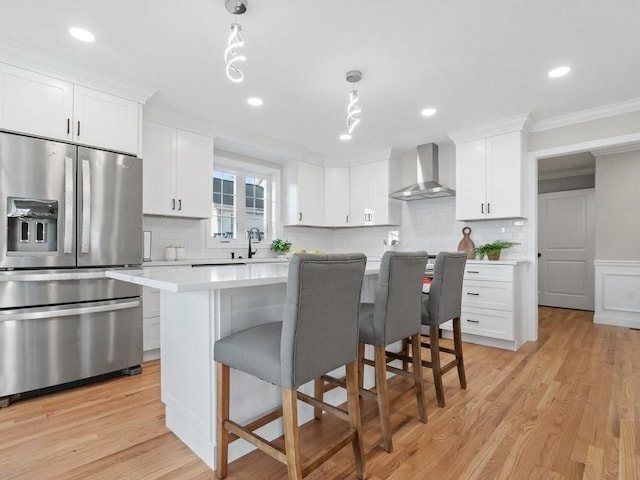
[{"x1": 1, "y1": 307, "x2": 638, "y2": 479}]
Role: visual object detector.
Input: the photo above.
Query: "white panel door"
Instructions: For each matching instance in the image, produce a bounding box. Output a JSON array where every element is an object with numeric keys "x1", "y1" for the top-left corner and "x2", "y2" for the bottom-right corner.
[
  {"x1": 368, "y1": 160, "x2": 390, "y2": 225},
  {"x1": 73, "y1": 86, "x2": 139, "y2": 154},
  {"x1": 143, "y1": 121, "x2": 176, "y2": 215},
  {"x1": 175, "y1": 129, "x2": 213, "y2": 218},
  {"x1": 0, "y1": 64, "x2": 73, "y2": 141},
  {"x1": 538, "y1": 189, "x2": 595, "y2": 310},
  {"x1": 349, "y1": 163, "x2": 370, "y2": 226},
  {"x1": 455, "y1": 139, "x2": 487, "y2": 220},
  {"x1": 487, "y1": 131, "x2": 521, "y2": 218},
  {"x1": 324, "y1": 167, "x2": 350, "y2": 226},
  {"x1": 297, "y1": 161, "x2": 324, "y2": 225}
]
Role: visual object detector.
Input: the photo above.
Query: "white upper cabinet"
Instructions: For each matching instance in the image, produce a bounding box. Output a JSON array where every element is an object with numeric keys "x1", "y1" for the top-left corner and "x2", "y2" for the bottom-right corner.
[
  {"x1": 450, "y1": 114, "x2": 531, "y2": 221},
  {"x1": 349, "y1": 159, "x2": 400, "y2": 226},
  {"x1": 324, "y1": 167, "x2": 350, "y2": 226},
  {"x1": 0, "y1": 63, "x2": 142, "y2": 155},
  {"x1": 284, "y1": 161, "x2": 324, "y2": 225},
  {"x1": 73, "y1": 86, "x2": 139, "y2": 155},
  {"x1": 0, "y1": 64, "x2": 73, "y2": 141},
  {"x1": 143, "y1": 121, "x2": 213, "y2": 218},
  {"x1": 455, "y1": 139, "x2": 490, "y2": 220},
  {"x1": 284, "y1": 153, "x2": 400, "y2": 227}
]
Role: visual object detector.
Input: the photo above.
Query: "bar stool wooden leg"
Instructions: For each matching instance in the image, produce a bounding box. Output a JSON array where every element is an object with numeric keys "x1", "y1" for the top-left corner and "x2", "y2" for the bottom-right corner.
[
  {"x1": 282, "y1": 388, "x2": 303, "y2": 480},
  {"x1": 411, "y1": 334, "x2": 427, "y2": 423},
  {"x1": 345, "y1": 362, "x2": 366, "y2": 480},
  {"x1": 453, "y1": 317, "x2": 467, "y2": 389},
  {"x1": 216, "y1": 363, "x2": 230, "y2": 479},
  {"x1": 429, "y1": 323, "x2": 446, "y2": 407},
  {"x1": 313, "y1": 377, "x2": 324, "y2": 420},
  {"x1": 374, "y1": 345, "x2": 393, "y2": 453},
  {"x1": 357, "y1": 343, "x2": 365, "y2": 390},
  {"x1": 401, "y1": 337, "x2": 410, "y2": 371}
]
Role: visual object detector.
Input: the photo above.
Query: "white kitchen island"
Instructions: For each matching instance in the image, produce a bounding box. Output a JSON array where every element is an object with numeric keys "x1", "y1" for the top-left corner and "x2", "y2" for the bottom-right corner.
[{"x1": 107, "y1": 261, "x2": 380, "y2": 470}]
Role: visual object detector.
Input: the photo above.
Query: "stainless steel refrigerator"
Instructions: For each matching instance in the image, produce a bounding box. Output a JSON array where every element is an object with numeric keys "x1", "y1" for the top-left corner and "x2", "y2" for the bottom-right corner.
[{"x1": 0, "y1": 131, "x2": 143, "y2": 406}]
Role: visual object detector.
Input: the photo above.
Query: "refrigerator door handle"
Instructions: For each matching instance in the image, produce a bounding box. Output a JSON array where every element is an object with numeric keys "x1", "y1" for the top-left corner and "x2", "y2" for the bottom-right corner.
[
  {"x1": 81, "y1": 159, "x2": 91, "y2": 254},
  {"x1": 1, "y1": 299, "x2": 141, "y2": 322},
  {"x1": 63, "y1": 156, "x2": 74, "y2": 254}
]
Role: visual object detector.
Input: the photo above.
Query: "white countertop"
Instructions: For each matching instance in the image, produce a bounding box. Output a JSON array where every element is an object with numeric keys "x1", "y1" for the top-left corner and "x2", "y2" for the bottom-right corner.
[
  {"x1": 465, "y1": 259, "x2": 530, "y2": 265},
  {"x1": 107, "y1": 260, "x2": 381, "y2": 293},
  {"x1": 142, "y1": 257, "x2": 289, "y2": 267}
]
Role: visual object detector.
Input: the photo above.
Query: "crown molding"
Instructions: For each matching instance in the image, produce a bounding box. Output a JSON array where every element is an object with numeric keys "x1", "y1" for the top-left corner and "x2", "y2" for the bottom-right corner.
[
  {"x1": 447, "y1": 113, "x2": 534, "y2": 144},
  {"x1": 591, "y1": 142, "x2": 640, "y2": 157},
  {"x1": 538, "y1": 167, "x2": 595, "y2": 181},
  {"x1": 531, "y1": 97, "x2": 640, "y2": 133},
  {"x1": 0, "y1": 40, "x2": 155, "y2": 103},
  {"x1": 213, "y1": 125, "x2": 309, "y2": 165},
  {"x1": 143, "y1": 104, "x2": 215, "y2": 136}
]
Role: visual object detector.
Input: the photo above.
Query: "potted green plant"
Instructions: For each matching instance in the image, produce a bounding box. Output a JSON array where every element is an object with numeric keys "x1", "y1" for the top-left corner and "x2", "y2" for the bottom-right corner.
[
  {"x1": 270, "y1": 238, "x2": 292, "y2": 257},
  {"x1": 474, "y1": 240, "x2": 519, "y2": 261}
]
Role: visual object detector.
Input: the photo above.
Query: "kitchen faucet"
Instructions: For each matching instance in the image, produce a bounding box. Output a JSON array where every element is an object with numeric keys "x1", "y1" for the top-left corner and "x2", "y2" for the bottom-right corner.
[{"x1": 247, "y1": 228, "x2": 261, "y2": 259}]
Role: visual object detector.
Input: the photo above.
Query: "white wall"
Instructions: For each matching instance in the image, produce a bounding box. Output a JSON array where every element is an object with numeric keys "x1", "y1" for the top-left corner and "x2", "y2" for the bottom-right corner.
[{"x1": 594, "y1": 150, "x2": 640, "y2": 260}]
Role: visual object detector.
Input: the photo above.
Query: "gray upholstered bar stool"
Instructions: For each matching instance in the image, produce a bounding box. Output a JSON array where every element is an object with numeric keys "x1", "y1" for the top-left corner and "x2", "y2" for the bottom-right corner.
[
  {"x1": 214, "y1": 253, "x2": 367, "y2": 480},
  {"x1": 406, "y1": 251, "x2": 467, "y2": 407},
  {"x1": 316, "y1": 251, "x2": 428, "y2": 453}
]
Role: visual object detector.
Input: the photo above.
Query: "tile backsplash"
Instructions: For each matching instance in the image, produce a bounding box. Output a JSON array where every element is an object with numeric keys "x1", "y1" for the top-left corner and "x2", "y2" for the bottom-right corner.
[
  {"x1": 326, "y1": 197, "x2": 528, "y2": 258},
  {"x1": 143, "y1": 196, "x2": 527, "y2": 261}
]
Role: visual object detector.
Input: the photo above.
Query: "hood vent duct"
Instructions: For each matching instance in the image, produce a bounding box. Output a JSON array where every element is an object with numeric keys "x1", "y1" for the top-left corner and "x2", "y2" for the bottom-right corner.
[{"x1": 389, "y1": 143, "x2": 455, "y2": 200}]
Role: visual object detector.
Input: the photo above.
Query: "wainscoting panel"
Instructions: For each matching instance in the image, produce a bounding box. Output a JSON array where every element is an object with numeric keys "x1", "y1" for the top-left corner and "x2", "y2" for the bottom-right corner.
[{"x1": 594, "y1": 261, "x2": 640, "y2": 328}]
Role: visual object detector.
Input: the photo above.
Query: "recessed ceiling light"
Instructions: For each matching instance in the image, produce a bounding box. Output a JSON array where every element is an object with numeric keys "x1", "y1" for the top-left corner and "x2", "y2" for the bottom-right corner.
[
  {"x1": 69, "y1": 27, "x2": 95, "y2": 43},
  {"x1": 421, "y1": 108, "x2": 437, "y2": 117},
  {"x1": 548, "y1": 66, "x2": 571, "y2": 78},
  {"x1": 247, "y1": 97, "x2": 263, "y2": 107},
  {"x1": 340, "y1": 134, "x2": 352, "y2": 141}
]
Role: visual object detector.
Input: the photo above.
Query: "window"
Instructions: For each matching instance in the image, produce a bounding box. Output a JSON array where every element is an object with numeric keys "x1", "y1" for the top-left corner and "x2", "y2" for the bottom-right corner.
[
  {"x1": 208, "y1": 157, "x2": 279, "y2": 248},
  {"x1": 212, "y1": 170, "x2": 236, "y2": 239},
  {"x1": 244, "y1": 176, "x2": 267, "y2": 233}
]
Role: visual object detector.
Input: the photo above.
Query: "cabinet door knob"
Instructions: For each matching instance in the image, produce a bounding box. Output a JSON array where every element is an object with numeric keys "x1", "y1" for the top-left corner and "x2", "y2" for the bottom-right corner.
[
  {"x1": 466, "y1": 319, "x2": 480, "y2": 324},
  {"x1": 77, "y1": 121, "x2": 81, "y2": 136},
  {"x1": 178, "y1": 199, "x2": 182, "y2": 210},
  {"x1": 487, "y1": 202, "x2": 491, "y2": 214},
  {"x1": 481, "y1": 203, "x2": 484, "y2": 214},
  {"x1": 67, "y1": 118, "x2": 70, "y2": 135},
  {"x1": 298, "y1": 212, "x2": 302, "y2": 222},
  {"x1": 172, "y1": 199, "x2": 176, "y2": 210}
]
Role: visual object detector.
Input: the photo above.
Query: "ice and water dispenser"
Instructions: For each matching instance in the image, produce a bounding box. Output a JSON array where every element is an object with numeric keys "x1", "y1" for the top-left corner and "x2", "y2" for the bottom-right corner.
[{"x1": 6, "y1": 197, "x2": 58, "y2": 253}]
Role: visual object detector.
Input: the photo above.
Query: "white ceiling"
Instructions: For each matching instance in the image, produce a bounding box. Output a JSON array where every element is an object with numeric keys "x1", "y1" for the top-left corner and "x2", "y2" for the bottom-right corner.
[{"x1": 1, "y1": 0, "x2": 639, "y2": 162}]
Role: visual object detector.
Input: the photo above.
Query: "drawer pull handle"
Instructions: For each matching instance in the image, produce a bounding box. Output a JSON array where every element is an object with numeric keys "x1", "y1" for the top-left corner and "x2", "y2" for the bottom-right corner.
[
  {"x1": 466, "y1": 319, "x2": 480, "y2": 324},
  {"x1": 467, "y1": 270, "x2": 480, "y2": 274},
  {"x1": 467, "y1": 292, "x2": 480, "y2": 296}
]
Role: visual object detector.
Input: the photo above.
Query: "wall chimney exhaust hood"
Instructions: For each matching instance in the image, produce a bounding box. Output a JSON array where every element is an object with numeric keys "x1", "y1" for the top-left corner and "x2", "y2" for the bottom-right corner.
[{"x1": 389, "y1": 143, "x2": 455, "y2": 200}]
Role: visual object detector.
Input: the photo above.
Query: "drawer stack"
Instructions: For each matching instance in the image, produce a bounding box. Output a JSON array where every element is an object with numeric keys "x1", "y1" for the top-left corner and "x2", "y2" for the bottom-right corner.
[
  {"x1": 441, "y1": 261, "x2": 523, "y2": 347},
  {"x1": 461, "y1": 264, "x2": 514, "y2": 340}
]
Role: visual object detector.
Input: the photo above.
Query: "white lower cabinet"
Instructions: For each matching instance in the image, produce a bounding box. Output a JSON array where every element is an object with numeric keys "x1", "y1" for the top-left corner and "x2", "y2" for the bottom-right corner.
[{"x1": 441, "y1": 261, "x2": 526, "y2": 350}]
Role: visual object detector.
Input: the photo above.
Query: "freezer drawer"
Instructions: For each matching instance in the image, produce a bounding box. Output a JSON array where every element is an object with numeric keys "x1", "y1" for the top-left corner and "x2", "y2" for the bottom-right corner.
[{"x1": 0, "y1": 298, "x2": 142, "y2": 398}]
